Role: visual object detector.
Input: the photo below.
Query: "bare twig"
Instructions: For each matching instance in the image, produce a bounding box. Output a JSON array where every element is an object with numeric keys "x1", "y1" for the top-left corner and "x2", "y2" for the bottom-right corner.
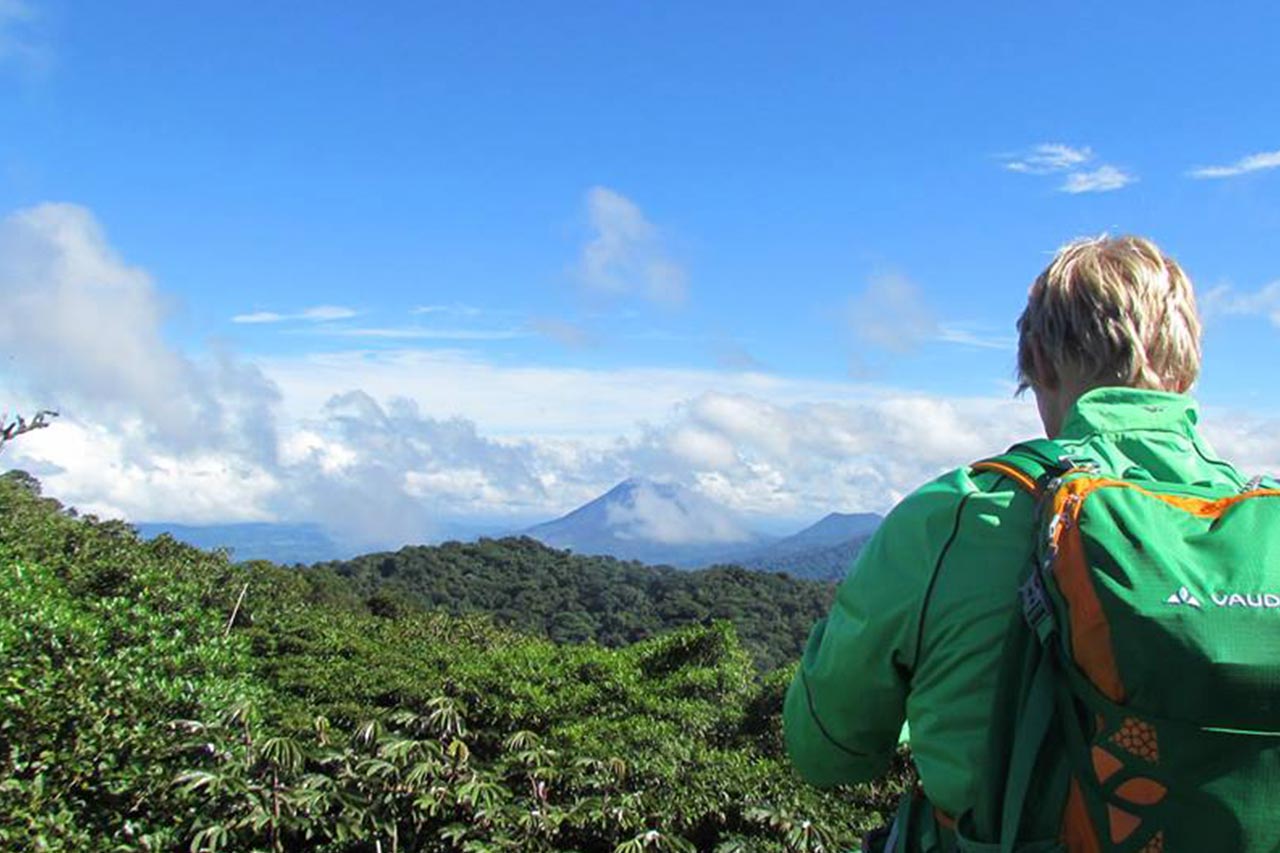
[
  {"x1": 225, "y1": 582, "x2": 249, "y2": 638},
  {"x1": 0, "y1": 409, "x2": 59, "y2": 455}
]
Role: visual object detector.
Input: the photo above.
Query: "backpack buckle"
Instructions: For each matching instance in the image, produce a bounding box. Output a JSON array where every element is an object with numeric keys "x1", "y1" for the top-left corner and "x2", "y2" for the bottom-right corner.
[
  {"x1": 1019, "y1": 572, "x2": 1056, "y2": 644},
  {"x1": 1243, "y1": 475, "x2": 1268, "y2": 493},
  {"x1": 1057, "y1": 455, "x2": 1099, "y2": 473}
]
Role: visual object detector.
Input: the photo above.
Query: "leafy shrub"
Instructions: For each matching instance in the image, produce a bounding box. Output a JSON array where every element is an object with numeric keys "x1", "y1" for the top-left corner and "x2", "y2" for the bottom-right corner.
[{"x1": 0, "y1": 476, "x2": 907, "y2": 852}]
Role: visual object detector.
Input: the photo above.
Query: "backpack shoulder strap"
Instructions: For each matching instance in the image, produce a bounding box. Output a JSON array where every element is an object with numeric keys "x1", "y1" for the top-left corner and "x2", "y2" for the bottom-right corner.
[{"x1": 971, "y1": 439, "x2": 1073, "y2": 499}]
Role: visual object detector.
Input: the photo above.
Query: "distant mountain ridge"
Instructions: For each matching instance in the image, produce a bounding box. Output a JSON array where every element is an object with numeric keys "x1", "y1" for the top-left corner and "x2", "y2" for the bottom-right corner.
[
  {"x1": 736, "y1": 511, "x2": 881, "y2": 581},
  {"x1": 522, "y1": 478, "x2": 774, "y2": 568},
  {"x1": 522, "y1": 479, "x2": 881, "y2": 576},
  {"x1": 135, "y1": 481, "x2": 883, "y2": 578},
  {"x1": 764, "y1": 511, "x2": 882, "y2": 551},
  {"x1": 134, "y1": 522, "x2": 352, "y2": 565}
]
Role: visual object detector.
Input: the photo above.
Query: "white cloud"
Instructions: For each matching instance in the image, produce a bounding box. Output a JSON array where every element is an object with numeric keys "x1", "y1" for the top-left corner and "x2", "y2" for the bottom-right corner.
[
  {"x1": 848, "y1": 273, "x2": 937, "y2": 352},
  {"x1": 255, "y1": 347, "x2": 884, "y2": 439},
  {"x1": 1004, "y1": 143, "x2": 1093, "y2": 174},
  {"x1": 7, "y1": 276, "x2": 1044, "y2": 539},
  {"x1": 1202, "y1": 409, "x2": 1280, "y2": 477},
  {"x1": 280, "y1": 391, "x2": 559, "y2": 547},
  {"x1": 1003, "y1": 143, "x2": 1134, "y2": 194},
  {"x1": 1201, "y1": 281, "x2": 1280, "y2": 326},
  {"x1": 1060, "y1": 165, "x2": 1136, "y2": 194},
  {"x1": 233, "y1": 305, "x2": 358, "y2": 324},
  {"x1": 0, "y1": 203, "x2": 281, "y2": 460},
  {"x1": 848, "y1": 278, "x2": 1013, "y2": 354},
  {"x1": 1, "y1": 412, "x2": 280, "y2": 524},
  {"x1": 412, "y1": 303, "x2": 482, "y2": 317},
  {"x1": 17, "y1": 202, "x2": 1280, "y2": 554},
  {"x1": 18, "y1": 340, "x2": 1280, "y2": 543},
  {"x1": 303, "y1": 326, "x2": 525, "y2": 341},
  {"x1": 668, "y1": 425, "x2": 740, "y2": 470},
  {"x1": 1189, "y1": 150, "x2": 1280, "y2": 179},
  {"x1": 936, "y1": 325, "x2": 1016, "y2": 350},
  {"x1": 0, "y1": 0, "x2": 48, "y2": 73},
  {"x1": 604, "y1": 480, "x2": 753, "y2": 545},
  {"x1": 578, "y1": 186, "x2": 687, "y2": 306},
  {"x1": 618, "y1": 390, "x2": 1043, "y2": 519}
]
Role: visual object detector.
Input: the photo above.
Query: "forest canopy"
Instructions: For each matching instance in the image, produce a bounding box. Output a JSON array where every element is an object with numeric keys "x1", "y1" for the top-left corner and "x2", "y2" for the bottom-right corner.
[
  {"x1": 0, "y1": 472, "x2": 909, "y2": 852},
  {"x1": 315, "y1": 538, "x2": 837, "y2": 671}
]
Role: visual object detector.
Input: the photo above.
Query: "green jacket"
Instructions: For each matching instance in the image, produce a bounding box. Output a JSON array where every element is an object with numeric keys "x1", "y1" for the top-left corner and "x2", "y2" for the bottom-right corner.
[{"x1": 783, "y1": 387, "x2": 1246, "y2": 819}]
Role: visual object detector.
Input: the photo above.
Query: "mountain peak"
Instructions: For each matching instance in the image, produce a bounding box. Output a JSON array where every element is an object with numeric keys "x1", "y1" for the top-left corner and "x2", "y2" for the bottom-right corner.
[
  {"x1": 523, "y1": 478, "x2": 769, "y2": 567},
  {"x1": 801, "y1": 511, "x2": 883, "y2": 544}
]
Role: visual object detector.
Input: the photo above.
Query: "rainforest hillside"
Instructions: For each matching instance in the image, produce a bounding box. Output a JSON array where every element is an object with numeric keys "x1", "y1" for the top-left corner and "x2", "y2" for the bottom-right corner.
[
  {"x1": 314, "y1": 539, "x2": 837, "y2": 671},
  {"x1": 0, "y1": 471, "x2": 909, "y2": 852}
]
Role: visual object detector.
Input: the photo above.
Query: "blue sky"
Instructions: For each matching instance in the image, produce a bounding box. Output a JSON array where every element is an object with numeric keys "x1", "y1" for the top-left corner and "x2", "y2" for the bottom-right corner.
[{"x1": 3, "y1": 1, "x2": 1280, "y2": 544}]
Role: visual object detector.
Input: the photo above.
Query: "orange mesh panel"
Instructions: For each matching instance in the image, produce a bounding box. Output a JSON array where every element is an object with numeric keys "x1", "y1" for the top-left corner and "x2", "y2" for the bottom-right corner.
[
  {"x1": 1061, "y1": 776, "x2": 1101, "y2": 853},
  {"x1": 1056, "y1": 477, "x2": 1280, "y2": 519},
  {"x1": 1108, "y1": 804, "x2": 1142, "y2": 843},
  {"x1": 1053, "y1": 524, "x2": 1125, "y2": 701},
  {"x1": 1111, "y1": 717, "x2": 1160, "y2": 764},
  {"x1": 1091, "y1": 746, "x2": 1123, "y2": 784},
  {"x1": 1115, "y1": 777, "x2": 1167, "y2": 806}
]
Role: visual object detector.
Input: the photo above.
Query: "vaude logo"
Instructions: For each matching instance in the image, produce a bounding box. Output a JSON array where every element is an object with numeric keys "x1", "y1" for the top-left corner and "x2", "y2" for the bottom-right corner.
[
  {"x1": 1166, "y1": 587, "x2": 1202, "y2": 608},
  {"x1": 1166, "y1": 587, "x2": 1280, "y2": 610}
]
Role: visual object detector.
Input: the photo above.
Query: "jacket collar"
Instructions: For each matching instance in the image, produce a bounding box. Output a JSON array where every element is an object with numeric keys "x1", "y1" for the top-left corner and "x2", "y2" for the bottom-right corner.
[{"x1": 1057, "y1": 387, "x2": 1199, "y2": 440}]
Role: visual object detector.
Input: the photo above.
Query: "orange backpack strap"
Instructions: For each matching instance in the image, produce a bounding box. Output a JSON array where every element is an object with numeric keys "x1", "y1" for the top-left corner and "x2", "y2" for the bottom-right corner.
[{"x1": 971, "y1": 439, "x2": 1074, "y2": 499}]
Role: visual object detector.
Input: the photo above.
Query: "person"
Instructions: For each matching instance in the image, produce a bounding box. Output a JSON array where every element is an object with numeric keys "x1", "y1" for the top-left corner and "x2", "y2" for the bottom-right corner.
[{"x1": 783, "y1": 235, "x2": 1232, "y2": 847}]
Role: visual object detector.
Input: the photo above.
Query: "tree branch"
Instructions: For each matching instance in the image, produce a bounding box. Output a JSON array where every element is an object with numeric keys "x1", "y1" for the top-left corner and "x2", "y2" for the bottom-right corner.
[{"x1": 0, "y1": 410, "x2": 59, "y2": 455}]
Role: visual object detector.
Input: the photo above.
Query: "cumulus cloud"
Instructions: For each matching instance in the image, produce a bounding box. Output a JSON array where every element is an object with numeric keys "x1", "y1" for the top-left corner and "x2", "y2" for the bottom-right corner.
[
  {"x1": 277, "y1": 391, "x2": 560, "y2": 547},
  {"x1": 7, "y1": 287, "x2": 1043, "y2": 540},
  {"x1": 1060, "y1": 165, "x2": 1135, "y2": 194},
  {"x1": 623, "y1": 391, "x2": 1041, "y2": 518},
  {"x1": 848, "y1": 273, "x2": 938, "y2": 352},
  {"x1": 255, "y1": 348, "x2": 873, "y2": 439},
  {"x1": 577, "y1": 186, "x2": 687, "y2": 306},
  {"x1": 1004, "y1": 143, "x2": 1092, "y2": 174},
  {"x1": 15, "y1": 203, "x2": 1279, "y2": 553},
  {"x1": 1189, "y1": 150, "x2": 1280, "y2": 179},
  {"x1": 233, "y1": 305, "x2": 358, "y2": 324},
  {"x1": 1202, "y1": 409, "x2": 1280, "y2": 477},
  {"x1": 604, "y1": 480, "x2": 754, "y2": 544},
  {"x1": 1003, "y1": 143, "x2": 1135, "y2": 194},
  {"x1": 1201, "y1": 281, "x2": 1280, "y2": 326},
  {"x1": 0, "y1": 203, "x2": 281, "y2": 461}
]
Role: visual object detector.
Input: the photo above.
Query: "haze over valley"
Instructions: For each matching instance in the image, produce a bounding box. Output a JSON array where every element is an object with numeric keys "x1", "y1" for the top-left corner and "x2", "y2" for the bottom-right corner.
[{"x1": 137, "y1": 476, "x2": 883, "y2": 581}]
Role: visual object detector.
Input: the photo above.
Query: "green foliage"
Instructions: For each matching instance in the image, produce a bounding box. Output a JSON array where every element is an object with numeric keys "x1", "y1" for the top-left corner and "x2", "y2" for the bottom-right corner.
[
  {"x1": 0, "y1": 476, "x2": 914, "y2": 851},
  {"x1": 314, "y1": 537, "x2": 836, "y2": 671},
  {"x1": 741, "y1": 537, "x2": 870, "y2": 582},
  {"x1": 0, "y1": 478, "x2": 263, "y2": 850}
]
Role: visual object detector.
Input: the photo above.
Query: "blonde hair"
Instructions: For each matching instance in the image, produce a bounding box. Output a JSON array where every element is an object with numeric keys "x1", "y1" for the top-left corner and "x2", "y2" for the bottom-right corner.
[{"x1": 1016, "y1": 235, "x2": 1202, "y2": 394}]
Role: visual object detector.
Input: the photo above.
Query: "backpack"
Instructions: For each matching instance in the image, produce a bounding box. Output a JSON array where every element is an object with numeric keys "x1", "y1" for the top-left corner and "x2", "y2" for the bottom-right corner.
[{"x1": 944, "y1": 439, "x2": 1280, "y2": 853}]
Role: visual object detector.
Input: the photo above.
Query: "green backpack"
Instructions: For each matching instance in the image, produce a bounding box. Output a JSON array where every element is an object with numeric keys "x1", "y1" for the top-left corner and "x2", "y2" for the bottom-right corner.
[{"x1": 939, "y1": 439, "x2": 1280, "y2": 853}]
